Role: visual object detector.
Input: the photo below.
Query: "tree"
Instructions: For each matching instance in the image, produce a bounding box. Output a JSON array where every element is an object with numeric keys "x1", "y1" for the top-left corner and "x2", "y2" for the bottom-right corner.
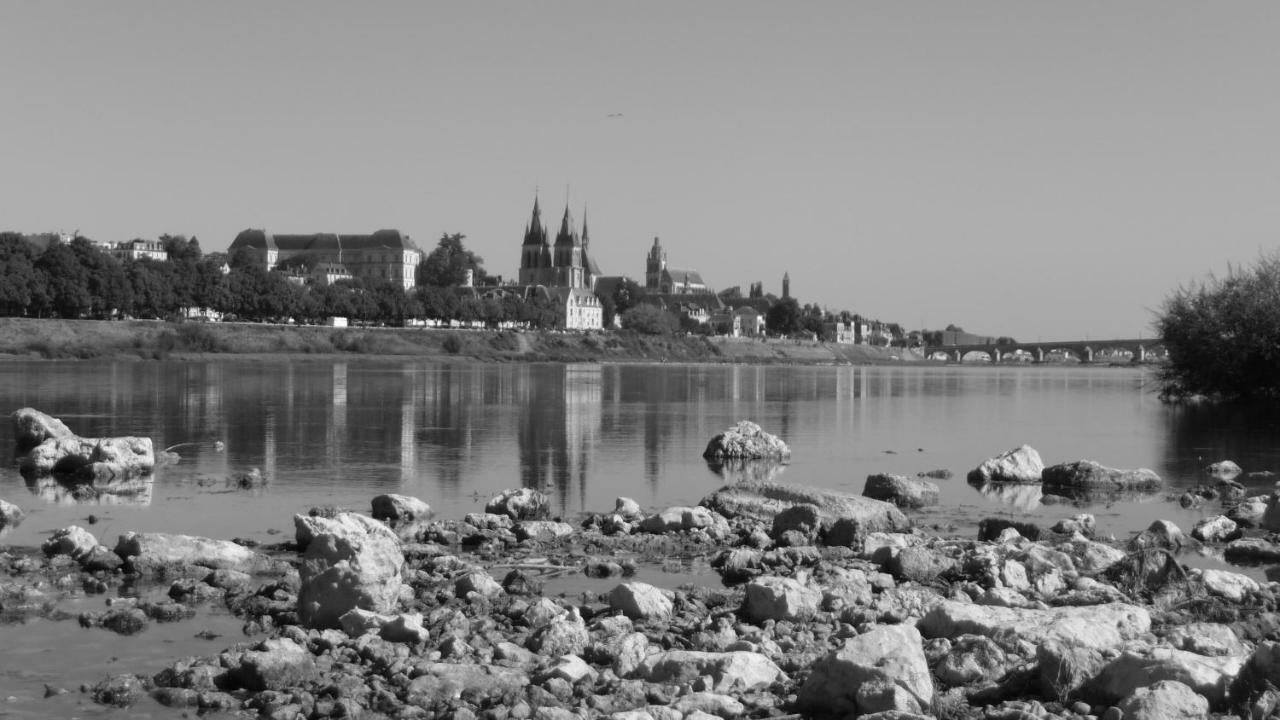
[
  {"x1": 765, "y1": 298, "x2": 802, "y2": 336},
  {"x1": 0, "y1": 233, "x2": 38, "y2": 316},
  {"x1": 418, "y1": 233, "x2": 486, "y2": 287},
  {"x1": 70, "y1": 237, "x2": 129, "y2": 318},
  {"x1": 1156, "y1": 252, "x2": 1280, "y2": 399},
  {"x1": 35, "y1": 241, "x2": 91, "y2": 318},
  {"x1": 621, "y1": 304, "x2": 679, "y2": 335}
]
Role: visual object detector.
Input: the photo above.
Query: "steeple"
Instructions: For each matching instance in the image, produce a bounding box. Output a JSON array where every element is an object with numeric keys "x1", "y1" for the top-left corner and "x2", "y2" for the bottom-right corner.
[
  {"x1": 523, "y1": 195, "x2": 547, "y2": 246},
  {"x1": 554, "y1": 205, "x2": 579, "y2": 247},
  {"x1": 782, "y1": 271, "x2": 791, "y2": 300},
  {"x1": 580, "y1": 207, "x2": 589, "y2": 249}
]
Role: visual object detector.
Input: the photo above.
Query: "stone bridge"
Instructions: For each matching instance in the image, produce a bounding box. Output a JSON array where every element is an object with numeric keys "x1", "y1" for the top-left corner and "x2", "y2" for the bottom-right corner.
[{"x1": 924, "y1": 338, "x2": 1165, "y2": 364}]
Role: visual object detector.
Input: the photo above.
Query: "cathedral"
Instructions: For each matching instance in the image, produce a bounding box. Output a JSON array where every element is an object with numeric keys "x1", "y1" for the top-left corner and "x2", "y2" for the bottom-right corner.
[{"x1": 518, "y1": 196, "x2": 600, "y2": 290}]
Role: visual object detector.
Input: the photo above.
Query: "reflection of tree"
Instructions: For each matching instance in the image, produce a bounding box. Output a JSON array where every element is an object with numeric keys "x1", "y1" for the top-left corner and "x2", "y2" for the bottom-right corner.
[
  {"x1": 1162, "y1": 400, "x2": 1280, "y2": 480},
  {"x1": 417, "y1": 365, "x2": 477, "y2": 492},
  {"x1": 518, "y1": 367, "x2": 568, "y2": 507}
]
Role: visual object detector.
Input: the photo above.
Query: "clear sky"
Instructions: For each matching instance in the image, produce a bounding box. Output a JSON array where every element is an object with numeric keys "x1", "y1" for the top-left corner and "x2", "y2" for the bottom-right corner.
[{"x1": 3, "y1": 2, "x2": 1278, "y2": 340}]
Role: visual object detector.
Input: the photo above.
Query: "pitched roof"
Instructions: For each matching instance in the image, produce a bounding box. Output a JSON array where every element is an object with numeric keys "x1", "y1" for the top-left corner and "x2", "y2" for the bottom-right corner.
[
  {"x1": 231, "y1": 229, "x2": 421, "y2": 253},
  {"x1": 663, "y1": 268, "x2": 705, "y2": 286}
]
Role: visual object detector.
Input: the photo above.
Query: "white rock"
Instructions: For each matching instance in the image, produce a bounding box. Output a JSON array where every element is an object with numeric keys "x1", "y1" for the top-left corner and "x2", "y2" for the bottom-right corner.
[
  {"x1": 967, "y1": 445, "x2": 1044, "y2": 484},
  {"x1": 1192, "y1": 568, "x2": 1260, "y2": 602},
  {"x1": 1206, "y1": 460, "x2": 1242, "y2": 480},
  {"x1": 370, "y1": 494, "x2": 431, "y2": 523},
  {"x1": 1165, "y1": 623, "x2": 1251, "y2": 657},
  {"x1": 296, "y1": 512, "x2": 405, "y2": 629},
  {"x1": 0, "y1": 498, "x2": 24, "y2": 528},
  {"x1": 630, "y1": 650, "x2": 785, "y2": 692},
  {"x1": 456, "y1": 569, "x2": 504, "y2": 598},
  {"x1": 514, "y1": 520, "x2": 574, "y2": 542},
  {"x1": 1117, "y1": 679, "x2": 1210, "y2": 720},
  {"x1": 614, "y1": 497, "x2": 642, "y2": 520},
  {"x1": 538, "y1": 654, "x2": 597, "y2": 685},
  {"x1": 608, "y1": 582, "x2": 673, "y2": 621},
  {"x1": 797, "y1": 624, "x2": 933, "y2": 716},
  {"x1": 918, "y1": 600, "x2": 1150, "y2": 650},
  {"x1": 115, "y1": 531, "x2": 278, "y2": 574},
  {"x1": 42, "y1": 525, "x2": 98, "y2": 559},
  {"x1": 1094, "y1": 645, "x2": 1244, "y2": 706},
  {"x1": 339, "y1": 608, "x2": 391, "y2": 636},
  {"x1": 744, "y1": 576, "x2": 821, "y2": 622},
  {"x1": 485, "y1": 488, "x2": 550, "y2": 520},
  {"x1": 1191, "y1": 515, "x2": 1239, "y2": 543},
  {"x1": 380, "y1": 612, "x2": 429, "y2": 644}
]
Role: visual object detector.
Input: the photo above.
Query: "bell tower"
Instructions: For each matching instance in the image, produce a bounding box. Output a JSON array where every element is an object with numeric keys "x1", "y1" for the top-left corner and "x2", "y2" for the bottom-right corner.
[{"x1": 645, "y1": 237, "x2": 666, "y2": 290}]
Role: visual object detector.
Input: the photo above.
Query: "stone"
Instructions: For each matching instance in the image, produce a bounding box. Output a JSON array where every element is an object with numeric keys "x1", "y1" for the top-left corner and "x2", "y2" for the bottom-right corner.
[
  {"x1": 861, "y1": 532, "x2": 925, "y2": 565},
  {"x1": 967, "y1": 445, "x2": 1044, "y2": 484},
  {"x1": 935, "y1": 634, "x2": 1010, "y2": 687},
  {"x1": 744, "y1": 575, "x2": 821, "y2": 622},
  {"x1": 862, "y1": 474, "x2": 940, "y2": 508},
  {"x1": 537, "y1": 654, "x2": 597, "y2": 685},
  {"x1": 608, "y1": 582, "x2": 673, "y2": 621},
  {"x1": 405, "y1": 663, "x2": 530, "y2": 707},
  {"x1": 1165, "y1": 623, "x2": 1250, "y2": 657},
  {"x1": 12, "y1": 407, "x2": 74, "y2": 451},
  {"x1": 114, "y1": 531, "x2": 280, "y2": 575},
  {"x1": 797, "y1": 624, "x2": 933, "y2": 716},
  {"x1": 1130, "y1": 519, "x2": 1186, "y2": 551},
  {"x1": 370, "y1": 494, "x2": 431, "y2": 524},
  {"x1": 702, "y1": 481, "x2": 911, "y2": 540},
  {"x1": 528, "y1": 612, "x2": 589, "y2": 657},
  {"x1": 92, "y1": 673, "x2": 148, "y2": 707},
  {"x1": 630, "y1": 650, "x2": 784, "y2": 691},
  {"x1": 42, "y1": 525, "x2": 99, "y2": 560},
  {"x1": 1206, "y1": 460, "x2": 1242, "y2": 480},
  {"x1": 295, "y1": 511, "x2": 391, "y2": 550},
  {"x1": 919, "y1": 600, "x2": 1151, "y2": 650},
  {"x1": 515, "y1": 520, "x2": 575, "y2": 542},
  {"x1": 22, "y1": 435, "x2": 155, "y2": 481},
  {"x1": 639, "y1": 505, "x2": 723, "y2": 534},
  {"x1": 1225, "y1": 537, "x2": 1280, "y2": 563},
  {"x1": 977, "y1": 518, "x2": 1041, "y2": 542},
  {"x1": 1191, "y1": 515, "x2": 1240, "y2": 543},
  {"x1": 339, "y1": 607, "x2": 390, "y2": 636},
  {"x1": 485, "y1": 488, "x2": 551, "y2": 520},
  {"x1": 1229, "y1": 496, "x2": 1269, "y2": 528},
  {"x1": 702, "y1": 420, "x2": 790, "y2": 460},
  {"x1": 1038, "y1": 640, "x2": 1106, "y2": 701},
  {"x1": 1042, "y1": 459, "x2": 1162, "y2": 491},
  {"x1": 1051, "y1": 513, "x2": 1096, "y2": 536},
  {"x1": 1091, "y1": 645, "x2": 1244, "y2": 707},
  {"x1": 456, "y1": 569, "x2": 504, "y2": 598},
  {"x1": 614, "y1": 497, "x2": 642, "y2": 520},
  {"x1": 889, "y1": 546, "x2": 957, "y2": 583},
  {"x1": 0, "y1": 498, "x2": 24, "y2": 529},
  {"x1": 230, "y1": 638, "x2": 317, "y2": 692},
  {"x1": 671, "y1": 692, "x2": 745, "y2": 718},
  {"x1": 380, "y1": 613, "x2": 429, "y2": 644},
  {"x1": 1192, "y1": 568, "x2": 1260, "y2": 602},
  {"x1": 1260, "y1": 491, "x2": 1280, "y2": 532},
  {"x1": 295, "y1": 512, "x2": 405, "y2": 629},
  {"x1": 1117, "y1": 680, "x2": 1210, "y2": 720},
  {"x1": 770, "y1": 503, "x2": 822, "y2": 543}
]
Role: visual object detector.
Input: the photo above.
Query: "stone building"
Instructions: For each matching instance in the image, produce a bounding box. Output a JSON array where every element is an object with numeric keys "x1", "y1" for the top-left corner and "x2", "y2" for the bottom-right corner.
[
  {"x1": 229, "y1": 229, "x2": 422, "y2": 290},
  {"x1": 644, "y1": 237, "x2": 711, "y2": 295},
  {"x1": 518, "y1": 197, "x2": 600, "y2": 291}
]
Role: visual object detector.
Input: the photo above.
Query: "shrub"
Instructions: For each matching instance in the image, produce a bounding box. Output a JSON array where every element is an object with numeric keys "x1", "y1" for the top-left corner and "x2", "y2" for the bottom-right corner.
[
  {"x1": 442, "y1": 333, "x2": 464, "y2": 355},
  {"x1": 1156, "y1": 252, "x2": 1280, "y2": 400},
  {"x1": 621, "y1": 304, "x2": 679, "y2": 336}
]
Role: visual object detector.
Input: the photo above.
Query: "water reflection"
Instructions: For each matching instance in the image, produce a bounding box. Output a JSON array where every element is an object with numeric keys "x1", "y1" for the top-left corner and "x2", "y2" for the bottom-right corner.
[{"x1": 26, "y1": 475, "x2": 154, "y2": 506}]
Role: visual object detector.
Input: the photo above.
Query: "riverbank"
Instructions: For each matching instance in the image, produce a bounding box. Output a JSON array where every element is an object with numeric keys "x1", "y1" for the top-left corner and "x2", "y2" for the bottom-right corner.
[{"x1": 0, "y1": 318, "x2": 923, "y2": 365}]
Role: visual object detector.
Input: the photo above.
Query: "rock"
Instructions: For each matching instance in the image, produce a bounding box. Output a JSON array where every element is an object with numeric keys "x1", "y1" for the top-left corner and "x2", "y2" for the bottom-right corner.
[
  {"x1": 702, "y1": 481, "x2": 911, "y2": 541},
  {"x1": 671, "y1": 692, "x2": 746, "y2": 718},
  {"x1": 744, "y1": 575, "x2": 821, "y2": 622},
  {"x1": 1165, "y1": 623, "x2": 1250, "y2": 657},
  {"x1": 339, "y1": 607, "x2": 390, "y2": 636},
  {"x1": 23, "y1": 436, "x2": 156, "y2": 481},
  {"x1": 639, "y1": 505, "x2": 724, "y2": 534},
  {"x1": 1226, "y1": 537, "x2": 1280, "y2": 563},
  {"x1": 12, "y1": 407, "x2": 74, "y2": 451},
  {"x1": 515, "y1": 520, "x2": 575, "y2": 542},
  {"x1": 966, "y1": 445, "x2": 1044, "y2": 484},
  {"x1": 862, "y1": 474, "x2": 940, "y2": 509},
  {"x1": 889, "y1": 546, "x2": 957, "y2": 583},
  {"x1": 935, "y1": 634, "x2": 1010, "y2": 686},
  {"x1": 1038, "y1": 640, "x2": 1106, "y2": 701},
  {"x1": 380, "y1": 612, "x2": 429, "y2": 644},
  {"x1": 456, "y1": 569, "x2": 503, "y2": 598},
  {"x1": 485, "y1": 488, "x2": 551, "y2": 520},
  {"x1": 295, "y1": 511, "x2": 393, "y2": 550},
  {"x1": 1051, "y1": 514, "x2": 1096, "y2": 536},
  {"x1": 114, "y1": 532, "x2": 280, "y2": 575},
  {"x1": 537, "y1": 654, "x2": 597, "y2": 685},
  {"x1": 92, "y1": 673, "x2": 148, "y2": 707},
  {"x1": 230, "y1": 638, "x2": 317, "y2": 692},
  {"x1": 614, "y1": 497, "x2": 642, "y2": 520},
  {"x1": 370, "y1": 494, "x2": 431, "y2": 524},
  {"x1": 1229, "y1": 496, "x2": 1269, "y2": 529},
  {"x1": 797, "y1": 624, "x2": 933, "y2": 716},
  {"x1": 0, "y1": 498, "x2": 24, "y2": 529},
  {"x1": 528, "y1": 612, "x2": 589, "y2": 657},
  {"x1": 405, "y1": 663, "x2": 530, "y2": 707},
  {"x1": 1130, "y1": 519, "x2": 1186, "y2": 552},
  {"x1": 977, "y1": 518, "x2": 1041, "y2": 542},
  {"x1": 1042, "y1": 460, "x2": 1162, "y2": 491},
  {"x1": 770, "y1": 503, "x2": 822, "y2": 544},
  {"x1": 608, "y1": 582, "x2": 673, "y2": 621},
  {"x1": 630, "y1": 650, "x2": 784, "y2": 691},
  {"x1": 1191, "y1": 515, "x2": 1240, "y2": 543},
  {"x1": 295, "y1": 512, "x2": 405, "y2": 629},
  {"x1": 702, "y1": 420, "x2": 790, "y2": 460},
  {"x1": 42, "y1": 525, "x2": 99, "y2": 560},
  {"x1": 1192, "y1": 568, "x2": 1260, "y2": 602},
  {"x1": 1206, "y1": 460, "x2": 1242, "y2": 480},
  {"x1": 1091, "y1": 645, "x2": 1244, "y2": 707},
  {"x1": 1260, "y1": 491, "x2": 1280, "y2": 532},
  {"x1": 1117, "y1": 680, "x2": 1210, "y2": 720},
  {"x1": 81, "y1": 545, "x2": 124, "y2": 572},
  {"x1": 919, "y1": 600, "x2": 1151, "y2": 650}
]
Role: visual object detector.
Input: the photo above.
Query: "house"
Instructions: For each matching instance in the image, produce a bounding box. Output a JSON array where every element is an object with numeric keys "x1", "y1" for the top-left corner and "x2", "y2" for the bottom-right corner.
[
  {"x1": 109, "y1": 239, "x2": 168, "y2": 262},
  {"x1": 548, "y1": 287, "x2": 603, "y2": 331},
  {"x1": 824, "y1": 321, "x2": 857, "y2": 344},
  {"x1": 230, "y1": 229, "x2": 422, "y2": 290},
  {"x1": 710, "y1": 306, "x2": 765, "y2": 337}
]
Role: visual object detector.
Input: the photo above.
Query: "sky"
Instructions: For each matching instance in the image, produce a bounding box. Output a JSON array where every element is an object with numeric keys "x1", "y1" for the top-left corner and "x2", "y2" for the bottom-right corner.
[{"x1": 3, "y1": 2, "x2": 1278, "y2": 341}]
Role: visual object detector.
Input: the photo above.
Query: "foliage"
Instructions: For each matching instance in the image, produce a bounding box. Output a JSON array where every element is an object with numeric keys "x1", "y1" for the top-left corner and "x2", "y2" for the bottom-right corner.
[
  {"x1": 621, "y1": 304, "x2": 679, "y2": 335},
  {"x1": 442, "y1": 333, "x2": 463, "y2": 354},
  {"x1": 765, "y1": 298, "x2": 802, "y2": 336},
  {"x1": 1156, "y1": 252, "x2": 1280, "y2": 400},
  {"x1": 418, "y1": 233, "x2": 486, "y2": 287}
]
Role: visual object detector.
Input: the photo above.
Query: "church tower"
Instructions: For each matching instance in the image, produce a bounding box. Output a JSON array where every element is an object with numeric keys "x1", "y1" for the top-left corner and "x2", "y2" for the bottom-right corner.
[
  {"x1": 782, "y1": 271, "x2": 791, "y2": 300},
  {"x1": 519, "y1": 196, "x2": 554, "y2": 285},
  {"x1": 552, "y1": 205, "x2": 584, "y2": 288},
  {"x1": 645, "y1": 237, "x2": 666, "y2": 290}
]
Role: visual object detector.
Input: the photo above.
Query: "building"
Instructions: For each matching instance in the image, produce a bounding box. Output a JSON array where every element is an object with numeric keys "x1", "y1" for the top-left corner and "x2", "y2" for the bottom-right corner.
[
  {"x1": 710, "y1": 306, "x2": 765, "y2": 337},
  {"x1": 644, "y1": 237, "x2": 711, "y2": 295},
  {"x1": 518, "y1": 197, "x2": 600, "y2": 291},
  {"x1": 549, "y1": 287, "x2": 604, "y2": 331},
  {"x1": 229, "y1": 229, "x2": 422, "y2": 290}
]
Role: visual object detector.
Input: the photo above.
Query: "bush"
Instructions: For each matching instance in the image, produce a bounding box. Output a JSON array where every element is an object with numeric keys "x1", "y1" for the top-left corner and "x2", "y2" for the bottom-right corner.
[
  {"x1": 1156, "y1": 252, "x2": 1280, "y2": 400},
  {"x1": 442, "y1": 333, "x2": 464, "y2": 355},
  {"x1": 621, "y1": 304, "x2": 679, "y2": 336}
]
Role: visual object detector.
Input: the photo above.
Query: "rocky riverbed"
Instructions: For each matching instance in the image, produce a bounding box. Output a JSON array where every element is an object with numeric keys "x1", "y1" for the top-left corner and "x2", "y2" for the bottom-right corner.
[{"x1": 7, "y1": 415, "x2": 1280, "y2": 719}]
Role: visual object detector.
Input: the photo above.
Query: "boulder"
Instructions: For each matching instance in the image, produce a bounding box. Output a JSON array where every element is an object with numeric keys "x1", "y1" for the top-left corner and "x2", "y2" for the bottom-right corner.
[
  {"x1": 1206, "y1": 460, "x2": 1242, "y2": 480},
  {"x1": 295, "y1": 512, "x2": 405, "y2": 629},
  {"x1": 639, "y1": 506, "x2": 724, "y2": 534},
  {"x1": 1165, "y1": 623, "x2": 1250, "y2": 657},
  {"x1": 977, "y1": 518, "x2": 1041, "y2": 542},
  {"x1": 0, "y1": 498, "x2": 23, "y2": 529},
  {"x1": 889, "y1": 546, "x2": 957, "y2": 583},
  {"x1": 630, "y1": 650, "x2": 784, "y2": 692},
  {"x1": 702, "y1": 482, "x2": 911, "y2": 541},
  {"x1": 528, "y1": 612, "x2": 589, "y2": 657},
  {"x1": 114, "y1": 532, "x2": 280, "y2": 575},
  {"x1": 1038, "y1": 639, "x2": 1107, "y2": 701},
  {"x1": 1191, "y1": 515, "x2": 1240, "y2": 543},
  {"x1": 1117, "y1": 680, "x2": 1210, "y2": 720},
  {"x1": 1229, "y1": 496, "x2": 1269, "y2": 529},
  {"x1": 339, "y1": 607, "x2": 391, "y2": 636},
  {"x1": 295, "y1": 511, "x2": 387, "y2": 550},
  {"x1": 1192, "y1": 568, "x2": 1260, "y2": 602},
  {"x1": 919, "y1": 600, "x2": 1150, "y2": 650},
  {"x1": 614, "y1": 497, "x2": 643, "y2": 521},
  {"x1": 934, "y1": 635, "x2": 1010, "y2": 687},
  {"x1": 1041, "y1": 460, "x2": 1162, "y2": 491},
  {"x1": 514, "y1": 520, "x2": 575, "y2": 542},
  {"x1": 21, "y1": 435, "x2": 155, "y2": 481},
  {"x1": 702, "y1": 420, "x2": 790, "y2": 460},
  {"x1": 455, "y1": 569, "x2": 503, "y2": 598},
  {"x1": 405, "y1": 663, "x2": 530, "y2": 707},
  {"x1": 1091, "y1": 645, "x2": 1244, "y2": 707},
  {"x1": 42, "y1": 525, "x2": 98, "y2": 560},
  {"x1": 1225, "y1": 537, "x2": 1280, "y2": 563},
  {"x1": 536, "y1": 654, "x2": 596, "y2": 685},
  {"x1": 485, "y1": 488, "x2": 551, "y2": 521},
  {"x1": 608, "y1": 582, "x2": 673, "y2": 621},
  {"x1": 380, "y1": 612, "x2": 430, "y2": 644},
  {"x1": 1260, "y1": 491, "x2": 1280, "y2": 532},
  {"x1": 1051, "y1": 513, "x2": 1096, "y2": 536},
  {"x1": 862, "y1": 474, "x2": 940, "y2": 509},
  {"x1": 12, "y1": 407, "x2": 74, "y2": 451},
  {"x1": 370, "y1": 494, "x2": 431, "y2": 524},
  {"x1": 1130, "y1": 519, "x2": 1186, "y2": 552},
  {"x1": 966, "y1": 445, "x2": 1044, "y2": 484},
  {"x1": 744, "y1": 576, "x2": 821, "y2": 622},
  {"x1": 229, "y1": 638, "x2": 317, "y2": 692},
  {"x1": 797, "y1": 624, "x2": 933, "y2": 716}
]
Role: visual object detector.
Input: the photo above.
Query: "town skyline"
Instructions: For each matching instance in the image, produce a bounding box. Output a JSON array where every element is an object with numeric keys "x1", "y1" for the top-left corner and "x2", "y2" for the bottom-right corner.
[{"x1": 4, "y1": 2, "x2": 1277, "y2": 341}]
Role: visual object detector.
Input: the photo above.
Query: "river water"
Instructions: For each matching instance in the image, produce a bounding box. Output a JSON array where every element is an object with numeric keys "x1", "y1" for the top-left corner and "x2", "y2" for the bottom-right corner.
[{"x1": 3, "y1": 359, "x2": 1279, "y2": 716}]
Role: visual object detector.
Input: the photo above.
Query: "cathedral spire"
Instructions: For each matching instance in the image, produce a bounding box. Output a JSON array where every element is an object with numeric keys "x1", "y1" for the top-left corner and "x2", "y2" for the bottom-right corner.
[{"x1": 581, "y1": 207, "x2": 589, "y2": 248}]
